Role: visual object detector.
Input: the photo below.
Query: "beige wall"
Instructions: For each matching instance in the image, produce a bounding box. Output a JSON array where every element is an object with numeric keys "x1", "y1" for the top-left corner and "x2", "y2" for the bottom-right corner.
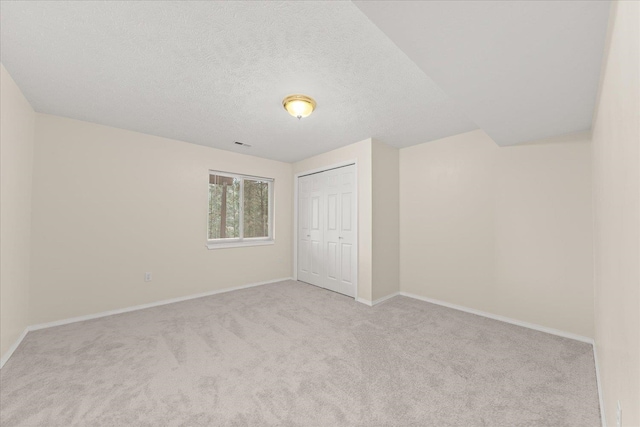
[
  {"x1": 0, "y1": 64, "x2": 35, "y2": 360},
  {"x1": 592, "y1": 1, "x2": 640, "y2": 425},
  {"x1": 372, "y1": 139, "x2": 399, "y2": 301},
  {"x1": 293, "y1": 139, "x2": 373, "y2": 302},
  {"x1": 400, "y1": 129, "x2": 594, "y2": 338},
  {"x1": 29, "y1": 114, "x2": 293, "y2": 325}
]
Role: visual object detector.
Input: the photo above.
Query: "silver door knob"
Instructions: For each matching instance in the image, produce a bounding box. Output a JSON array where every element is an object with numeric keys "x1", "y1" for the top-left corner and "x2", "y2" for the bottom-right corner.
[{"x1": 338, "y1": 237, "x2": 344, "y2": 239}]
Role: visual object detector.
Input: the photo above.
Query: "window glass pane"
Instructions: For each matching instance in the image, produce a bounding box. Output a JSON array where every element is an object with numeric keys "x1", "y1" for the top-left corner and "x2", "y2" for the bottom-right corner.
[
  {"x1": 208, "y1": 174, "x2": 240, "y2": 239},
  {"x1": 243, "y1": 179, "x2": 270, "y2": 238}
]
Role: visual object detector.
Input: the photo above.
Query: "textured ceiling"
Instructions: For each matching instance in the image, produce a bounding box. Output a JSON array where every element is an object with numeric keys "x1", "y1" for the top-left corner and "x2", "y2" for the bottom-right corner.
[
  {"x1": 0, "y1": 1, "x2": 477, "y2": 162},
  {"x1": 354, "y1": 1, "x2": 611, "y2": 146}
]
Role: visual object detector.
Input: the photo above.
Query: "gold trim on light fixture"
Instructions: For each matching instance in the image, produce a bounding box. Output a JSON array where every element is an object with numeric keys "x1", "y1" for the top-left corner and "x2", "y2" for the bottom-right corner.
[{"x1": 282, "y1": 94, "x2": 316, "y2": 119}]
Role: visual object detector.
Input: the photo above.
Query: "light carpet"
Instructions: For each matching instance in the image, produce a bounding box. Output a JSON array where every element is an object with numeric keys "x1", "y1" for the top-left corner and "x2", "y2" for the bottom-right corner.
[{"x1": 0, "y1": 280, "x2": 600, "y2": 426}]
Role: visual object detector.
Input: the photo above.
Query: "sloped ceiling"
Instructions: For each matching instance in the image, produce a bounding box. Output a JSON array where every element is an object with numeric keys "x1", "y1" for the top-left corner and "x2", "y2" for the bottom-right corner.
[
  {"x1": 354, "y1": 1, "x2": 611, "y2": 146},
  {"x1": 1, "y1": 1, "x2": 610, "y2": 161}
]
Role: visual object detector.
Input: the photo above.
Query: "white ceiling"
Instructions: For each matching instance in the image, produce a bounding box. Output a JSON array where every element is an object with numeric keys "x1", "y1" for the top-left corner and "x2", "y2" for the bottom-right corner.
[
  {"x1": 354, "y1": 1, "x2": 611, "y2": 146},
  {"x1": 0, "y1": 1, "x2": 477, "y2": 163},
  {"x1": 0, "y1": 1, "x2": 610, "y2": 161}
]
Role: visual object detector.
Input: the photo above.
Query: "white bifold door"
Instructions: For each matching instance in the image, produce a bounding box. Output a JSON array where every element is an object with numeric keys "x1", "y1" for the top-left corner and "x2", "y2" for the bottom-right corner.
[{"x1": 297, "y1": 165, "x2": 356, "y2": 297}]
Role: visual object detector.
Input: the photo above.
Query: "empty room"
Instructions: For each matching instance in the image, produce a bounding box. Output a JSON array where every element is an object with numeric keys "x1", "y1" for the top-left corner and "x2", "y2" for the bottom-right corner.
[{"x1": 0, "y1": 1, "x2": 638, "y2": 426}]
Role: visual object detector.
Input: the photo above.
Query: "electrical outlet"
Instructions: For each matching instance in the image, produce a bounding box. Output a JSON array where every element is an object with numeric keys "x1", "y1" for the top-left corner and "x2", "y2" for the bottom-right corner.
[
  {"x1": 616, "y1": 400, "x2": 622, "y2": 427},
  {"x1": 144, "y1": 272, "x2": 152, "y2": 282}
]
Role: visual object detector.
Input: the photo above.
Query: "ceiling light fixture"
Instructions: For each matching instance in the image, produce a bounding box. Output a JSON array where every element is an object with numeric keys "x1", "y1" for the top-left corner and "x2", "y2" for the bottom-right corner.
[{"x1": 282, "y1": 94, "x2": 316, "y2": 119}]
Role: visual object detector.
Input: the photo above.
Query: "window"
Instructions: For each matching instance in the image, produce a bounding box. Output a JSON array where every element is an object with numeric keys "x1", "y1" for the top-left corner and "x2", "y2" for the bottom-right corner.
[{"x1": 207, "y1": 171, "x2": 273, "y2": 249}]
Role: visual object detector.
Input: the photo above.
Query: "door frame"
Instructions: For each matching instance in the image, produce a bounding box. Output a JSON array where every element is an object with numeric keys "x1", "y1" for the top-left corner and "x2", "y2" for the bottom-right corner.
[{"x1": 293, "y1": 160, "x2": 358, "y2": 300}]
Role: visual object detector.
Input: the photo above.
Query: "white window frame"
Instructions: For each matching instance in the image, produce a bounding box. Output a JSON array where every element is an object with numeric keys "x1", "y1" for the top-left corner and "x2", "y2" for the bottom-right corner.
[{"x1": 206, "y1": 170, "x2": 274, "y2": 250}]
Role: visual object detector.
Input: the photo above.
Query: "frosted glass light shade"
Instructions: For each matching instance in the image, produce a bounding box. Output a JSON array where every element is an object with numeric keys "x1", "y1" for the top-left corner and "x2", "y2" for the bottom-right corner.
[{"x1": 283, "y1": 94, "x2": 316, "y2": 119}]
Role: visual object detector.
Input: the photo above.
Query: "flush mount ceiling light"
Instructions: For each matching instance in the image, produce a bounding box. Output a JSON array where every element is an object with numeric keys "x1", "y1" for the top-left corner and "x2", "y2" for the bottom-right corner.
[{"x1": 282, "y1": 94, "x2": 316, "y2": 119}]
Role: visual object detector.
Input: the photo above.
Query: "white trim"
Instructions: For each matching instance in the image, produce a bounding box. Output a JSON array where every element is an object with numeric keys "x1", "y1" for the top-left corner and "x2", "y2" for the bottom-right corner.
[
  {"x1": 372, "y1": 292, "x2": 400, "y2": 306},
  {"x1": 356, "y1": 292, "x2": 400, "y2": 307},
  {"x1": 208, "y1": 170, "x2": 274, "y2": 182},
  {"x1": 399, "y1": 291, "x2": 594, "y2": 344},
  {"x1": 0, "y1": 328, "x2": 29, "y2": 369},
  {"x1": 356, "y1": 297, "x2": 373, "y2": 306},
  {"x1": 206, "y1": 239, "x2": 274, "y2": 250},
  {"x1": 593, "y1": 342, "x2": 606, "y2": 427},
  {"x1": 269, "y1": 179, "x2": 275, "y2": 241},
  {"x1": 293, "y1": 173, "x2": 299, "y2": 280},
  {"x1": 352, "y1": 162, "x2": 359, "y2": 301},
  {"x1": 28, "y1": 277, "x2": 293, "y2": 332},
  {"x1": 295, "y1": 160, "x2": 358, "y2": 179},
  {"x1": 293, "y1": 159, "x2": 359, "y2": 300}
]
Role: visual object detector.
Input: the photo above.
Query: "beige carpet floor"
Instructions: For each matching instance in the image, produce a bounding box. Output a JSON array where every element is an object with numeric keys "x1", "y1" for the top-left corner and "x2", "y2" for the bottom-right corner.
[{"x1": 0, "y1": 280, "x2": 600, "y2": 427}]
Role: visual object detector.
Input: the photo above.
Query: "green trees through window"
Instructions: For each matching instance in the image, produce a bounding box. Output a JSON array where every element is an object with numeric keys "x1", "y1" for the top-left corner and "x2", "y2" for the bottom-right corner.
[
  {"x1": 208, "y1": 173, "x2": 271, "y2": 241},
  {"x1": 243, "y1": 179, "x2": 270, "y2": 238},
  {"x1": 208, "y1": 175, "x2": 240, "y2": 239}
]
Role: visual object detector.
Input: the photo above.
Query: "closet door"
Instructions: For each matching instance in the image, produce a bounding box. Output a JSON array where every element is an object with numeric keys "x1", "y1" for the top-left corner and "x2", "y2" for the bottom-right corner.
[
  {"x1": 297, "y1": 175, "x2": 313, "y2": 285},
  {"x1": 297, "y1": 173, "x2": 323, "y2": 288},
  {"x1": 334, "y1": 166, "x2": 355, "y2": 297},
  {"x1": 323, "y1": 166, "x2": 355, "y2": 297},
  {"x1": 297, "y1": 165, "x2": 356, "y2": 298},
  {"x1": 308, "y1": 173, "x2": 325, "y2": 287}
]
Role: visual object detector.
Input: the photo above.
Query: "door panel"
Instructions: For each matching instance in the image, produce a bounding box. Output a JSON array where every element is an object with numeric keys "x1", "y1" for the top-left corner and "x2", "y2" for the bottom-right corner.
[
  {"x1": 297, "y1": 176, "x2": 315, "y2": 285},
  {"x1": 297, "y1": 178, "x2": 308, "y2": 284},
  {"x1": 327, "y1": 194, "x2": 337, "y2": 230},
  {"x1": 307, "y1": 175, "x2": 324, "y2": 286},
  {"x1": 299, "y1": 240, "x2": 309, "y2": 274},
  {"x1": 311, "y1": 197, "x2": 320, "y2": 230},
  {"x1": 300, "y1": 196, "x2": 309, "y2": 230},
  {"x1": 298, "y1": 195, "x2": 309, "y2": 279},
  {"x1": 336, "y1": 167, "x2": 356, "y2": 297},
  {"x1": 323, "y1": 169, "x2": 341, "y2": 293},
  {"x1": 311, "y1": 240, "x2": 321, "y2": 275},
  {"x1": 341, "y1": 192, "x2": 352, "y2": 231},
  {"x1": 327, "y1": 242, "x2": 338, "y2": 280},
  {"x1": 308, "y1": 194, "x2": 323, "y2": 285},
  {"x1": 341, "y1": 243, "x2": 352, "y2": 284}
]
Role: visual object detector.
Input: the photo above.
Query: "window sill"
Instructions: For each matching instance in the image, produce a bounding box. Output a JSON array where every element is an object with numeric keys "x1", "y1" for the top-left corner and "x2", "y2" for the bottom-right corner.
[{"x1": 205, "y1": 239, "x2": 275, "y2": 250}]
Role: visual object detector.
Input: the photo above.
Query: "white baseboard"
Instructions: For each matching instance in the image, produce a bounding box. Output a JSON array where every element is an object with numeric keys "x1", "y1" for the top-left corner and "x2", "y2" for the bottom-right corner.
[
  {"x1": 372, "y1": 292, "x2": 400, "y2": 306},
  {"x1": 356, "y1": 292, "x2": 401, "y2": 307},
  {"x1": 399, "y1": 291, "x2": 603, "y2": 424},
  {"x1": 359, "y1": 290, "x2": 594, "y2": 344},
  {"x1": 0, "y1": 328, "x2": 29, "y2": 369},
  {"x1": 29, "y1": 277, "x2": 292, "y2": 331},
  {"x1": 0, "y1": 277, "x2": 293, "y2": 368},
  {"x1": 398, "y1": 291, "x2": 594, "y2": 344},
  {"x1": 593, "y1": 342, "x2": 606, "y2": 427},
  {"x1": 356, "y1": 297, "x2": 373, "y2": 306}
]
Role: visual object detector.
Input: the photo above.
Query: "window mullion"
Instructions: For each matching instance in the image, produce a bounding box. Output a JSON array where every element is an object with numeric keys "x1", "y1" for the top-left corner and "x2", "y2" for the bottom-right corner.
[
  {"x1": 239, "y1": 178, "x2": 244, "y2": 241},
  {"x1": 269, "y1": 180, "x2": 273, "y2": 239}
]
